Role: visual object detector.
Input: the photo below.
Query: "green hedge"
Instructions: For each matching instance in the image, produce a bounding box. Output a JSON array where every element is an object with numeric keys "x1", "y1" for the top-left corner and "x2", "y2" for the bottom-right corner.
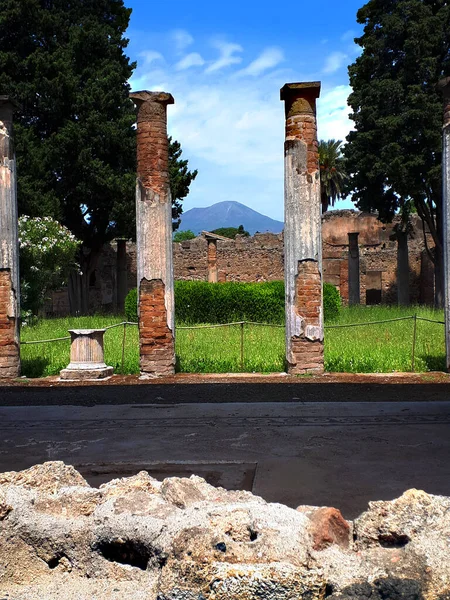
[{"x1": 125, "y1": 280, "x2": 340, "y2": 325}]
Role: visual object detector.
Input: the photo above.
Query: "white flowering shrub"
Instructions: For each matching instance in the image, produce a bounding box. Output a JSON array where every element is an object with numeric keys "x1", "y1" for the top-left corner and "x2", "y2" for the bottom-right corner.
[{"x1": 19, "y1": 216, "x2": 81, "y2": 315}]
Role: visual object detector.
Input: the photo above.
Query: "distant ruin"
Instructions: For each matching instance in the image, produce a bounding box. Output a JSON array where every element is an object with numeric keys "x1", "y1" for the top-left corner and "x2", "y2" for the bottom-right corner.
[{"x1": 46, "y1": 210, "x2": 435, "y2": 316}]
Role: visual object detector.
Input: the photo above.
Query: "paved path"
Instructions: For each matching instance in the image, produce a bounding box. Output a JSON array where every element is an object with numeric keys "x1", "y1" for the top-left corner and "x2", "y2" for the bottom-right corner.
[{"x1": 1, "y1": 398, "x2": 450, "y2": 519}]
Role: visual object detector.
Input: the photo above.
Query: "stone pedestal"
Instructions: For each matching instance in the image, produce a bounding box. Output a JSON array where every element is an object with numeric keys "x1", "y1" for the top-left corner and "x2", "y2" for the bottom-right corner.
[
  {"x1": 348, "y1": 232, "x2": 360, "y2": 306},
  {"x1": 130, "y1": 91, "x2": 175, "y2": 377},
  {"x1": 60, "y1": 329, "x2": 113, "y2": 381},
  {"x1": 280, "y1": 82, "x2": 324, "y2": 374},
  {"x1": 0, "y1": 97, "x2": 20, "y2": 378}
]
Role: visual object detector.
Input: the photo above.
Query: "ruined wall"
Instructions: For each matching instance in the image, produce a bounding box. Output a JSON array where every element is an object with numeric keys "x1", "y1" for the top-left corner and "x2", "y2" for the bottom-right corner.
[
  {"x1": 46, "y1": 211, "x2": 435, "y2": 315},
  {"x1": 1, "y1": 461, "x2": 450, "y2": 599},
  {"x1": 0, "y1": 269, "x2": 20, "y2": 377}
]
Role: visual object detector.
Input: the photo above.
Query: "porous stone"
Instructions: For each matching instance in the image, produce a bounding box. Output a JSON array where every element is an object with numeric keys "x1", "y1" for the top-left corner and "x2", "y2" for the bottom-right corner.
[{"x1": 1, "y1": 462, "x2": 450, "y2": 599}]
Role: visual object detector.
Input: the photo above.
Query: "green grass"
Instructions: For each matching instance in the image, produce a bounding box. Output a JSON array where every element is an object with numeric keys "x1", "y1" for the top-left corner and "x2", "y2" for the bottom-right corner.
[{"x1": 19, "y1": 305, "x2": 446, "y2": 377}]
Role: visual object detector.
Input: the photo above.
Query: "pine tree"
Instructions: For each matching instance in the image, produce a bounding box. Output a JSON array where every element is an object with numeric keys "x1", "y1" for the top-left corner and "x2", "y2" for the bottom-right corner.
[
  {"x1": 345, "y1": 0, "x2": 450, "y2": 306},
  {"x1": 0, "y1": 0, "x2": 197, "y2": 313}
]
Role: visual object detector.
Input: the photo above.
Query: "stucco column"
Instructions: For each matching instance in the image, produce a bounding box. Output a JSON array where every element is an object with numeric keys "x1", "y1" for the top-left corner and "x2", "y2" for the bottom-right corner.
[
  {"x1": 0, "y1": 97, "x2": 20, "y2": 378},
  {"x1": 348, "y1": 232, "x2": 360, "y2": 306},
  {"x1": 440, "y1": 77, "x2": 450, "y2": 371},
  {"x1": 116, "y1": 238, "x2": 127, "y2": 313},
  {"x1": 280, "y1": 82, "x2": 323, "y2": 374},
  {"x1": 130, "y1": 91, "x2": 175, "y2": 376},
  {"x1": 207, "y1": 239, "x2": 218, "y2": 283}
]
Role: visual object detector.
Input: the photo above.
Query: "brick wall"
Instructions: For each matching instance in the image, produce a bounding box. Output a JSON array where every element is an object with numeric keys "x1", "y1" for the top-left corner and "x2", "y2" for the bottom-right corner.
[
  {"x1": 46, "y1": 211, "x2": 435, "y2": 315},
  {"x1": 0, "y1": 269, "x2": 19, "y2": 377}
]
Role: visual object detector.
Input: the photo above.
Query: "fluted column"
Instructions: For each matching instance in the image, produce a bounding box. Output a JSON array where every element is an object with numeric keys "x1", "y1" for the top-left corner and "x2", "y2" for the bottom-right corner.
[
  {"x1": 130, "y1": 91, "x2": 175, "y2": 376},
  {"x1": 440, "y1": 77, "x2": 450, "y2": 371},
  {"x1": 280, "y1": 82, "x2": 323, "y2": 374}
]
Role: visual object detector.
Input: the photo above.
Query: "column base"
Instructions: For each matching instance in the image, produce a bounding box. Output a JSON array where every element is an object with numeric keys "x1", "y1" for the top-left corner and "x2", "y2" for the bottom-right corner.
[
  {"x1": 287, "y1": 338, "x2": 324, "y2": 375},
  {"x1": 60, "y1": 366, "x2": 114, "y2": 381}
]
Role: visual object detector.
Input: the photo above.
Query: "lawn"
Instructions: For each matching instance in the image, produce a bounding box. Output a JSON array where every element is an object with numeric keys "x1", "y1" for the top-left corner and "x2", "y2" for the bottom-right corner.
[{"x1": 19, "y1": 305, "x2": 446, "y2": 377}]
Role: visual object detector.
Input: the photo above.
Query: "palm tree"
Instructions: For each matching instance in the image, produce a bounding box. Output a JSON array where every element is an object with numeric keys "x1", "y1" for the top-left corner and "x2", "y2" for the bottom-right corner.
[{"x1": 318, "y1": 139, "x2": 347, "y2": 213}]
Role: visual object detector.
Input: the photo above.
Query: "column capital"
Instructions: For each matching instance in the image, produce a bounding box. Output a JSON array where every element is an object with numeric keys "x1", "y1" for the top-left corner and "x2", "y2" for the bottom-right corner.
[
  {"x1": 129, "y1": 90, "x2": 174, "y2": 107},
  {"x1": 0, "y1": 96, "x2": 19, "y2": 120},
  {"x1": 438, "y1": 77, "x2": 450, "y2": 128},
  {"x1": 280, "y1": 82, "x2": 321, "y2": 119}
]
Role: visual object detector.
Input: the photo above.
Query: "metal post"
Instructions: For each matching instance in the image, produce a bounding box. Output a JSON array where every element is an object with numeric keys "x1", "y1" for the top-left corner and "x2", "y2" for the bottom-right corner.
[
  {"x1": 411, "y1": 314, "x2": 417, "y2": 372},
  {"x1": 240, "y1": 322, "x2": 244, "y2": 371},
  {"x1": 121, "y1": 321, "x2": 127, "y2": 374}
]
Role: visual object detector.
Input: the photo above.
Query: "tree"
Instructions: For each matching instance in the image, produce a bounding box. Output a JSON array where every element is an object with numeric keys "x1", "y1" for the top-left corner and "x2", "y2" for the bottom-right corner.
[
  {"x1": 173, "y1": 230, "x2": 196, "y2": 242},
  {"x1": 169, "y1": 137, "x2": 198, "y2": 230},
  {"x1": 211, "y1": 225, "x2": 250, "y2": 239},
  {"x1": 19, "y1": 216, "x2": 80, "y2": 316},
  {"x1": 319, "y1": 139, "x2": 348, "y2": 212},
  {"x1": 0, "y1": 0, "x2": 197, "y2": 314},
  {"x1": 344, "y1": 0, "x2": 450, "y2": 306}
]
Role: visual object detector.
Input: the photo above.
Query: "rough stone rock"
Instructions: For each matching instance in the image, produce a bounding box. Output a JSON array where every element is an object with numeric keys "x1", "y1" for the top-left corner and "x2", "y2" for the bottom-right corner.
[{"x1": 1, "y1": 462, "x2": 450, "y2": 599}]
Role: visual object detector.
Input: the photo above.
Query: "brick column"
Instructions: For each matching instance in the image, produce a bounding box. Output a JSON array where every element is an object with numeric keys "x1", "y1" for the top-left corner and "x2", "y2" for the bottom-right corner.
[
  {"x1": 348, "y1": 232, "x2": 360, "y2": 306},
  {"x1": 0, "y1": 97, "x2": 20, "y2": 378},
  {"x1": 440, "y1": 77, "x2": 450, "y2": 371},
  {"x1": 207, "y1": 239, "x2": 218, "y2": 283},
  {"x1": 280, "y1": 82, "x2": 323, "y2": 374},
  {"x1": 130, "y1": 91, "x2": 175, "y2": 376}
]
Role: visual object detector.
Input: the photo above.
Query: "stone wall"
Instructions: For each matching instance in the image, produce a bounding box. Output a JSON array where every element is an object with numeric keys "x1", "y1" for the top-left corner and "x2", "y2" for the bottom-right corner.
[
  {"x1": 45, "y1": 210, "x2": 436, "y2": 315},
  {"x1": 0, "y1": 269, "x2": 19, "y2": 377},
  {"x1": 1, "y1": 461, "x2": 450, "y2": 599}
]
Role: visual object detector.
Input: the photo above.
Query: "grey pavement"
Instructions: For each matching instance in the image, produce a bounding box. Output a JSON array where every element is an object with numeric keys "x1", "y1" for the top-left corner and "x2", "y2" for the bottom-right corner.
[{"x1": 1, "y1": 398, "x2": 450, "y2": 519}]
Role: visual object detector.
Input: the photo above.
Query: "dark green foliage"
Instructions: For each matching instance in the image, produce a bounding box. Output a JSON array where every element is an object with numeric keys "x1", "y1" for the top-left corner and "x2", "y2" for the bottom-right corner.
[
  {"x1": 173, "y1": 230, "x2": 196, "y2": 242},
  {"x1": 0, "y1": 0, "x2": 196, "y2": 312},
  {"x1": 211, "y1": 225, "x2": 250, "y2": 239},
  {"x1": 318, "y1": 140, "x2": 348, "y2": 212},
  {"x1": 124, "y1": 287, "x2": 138, "y2": 322},
  {"x1": 169, "y1": 138, "x2": 198, "y2": 231},
  {"x1": 174, "y1": 281, "x2": 285, "y2": 325},
  {"x1": 323, "y1": 282, "x2": 341, "y2": 321},
  {"x1": 124, "y1": 280, "x2": 341, "y2": 324},
  {"x1": 344, "y1": 0, "x2": 450, "y2": 305}
]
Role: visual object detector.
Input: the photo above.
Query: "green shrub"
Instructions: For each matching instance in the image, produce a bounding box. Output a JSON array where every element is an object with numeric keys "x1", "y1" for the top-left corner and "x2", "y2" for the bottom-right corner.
[
  {"x1": 323, "y1": 282, "x2": 341, "y2": 321},
  {"x1": 125, "y1": 280, "x2": 340, "y2": 325},
  {"x1": 125, "y1": 287, "x2": 138, "y2": 322}
]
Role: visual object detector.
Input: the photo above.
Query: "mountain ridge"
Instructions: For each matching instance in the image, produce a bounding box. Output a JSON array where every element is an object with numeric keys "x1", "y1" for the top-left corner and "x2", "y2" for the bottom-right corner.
[{"x1": 178, "y1": 201, "x2": 284, "y2": 236}]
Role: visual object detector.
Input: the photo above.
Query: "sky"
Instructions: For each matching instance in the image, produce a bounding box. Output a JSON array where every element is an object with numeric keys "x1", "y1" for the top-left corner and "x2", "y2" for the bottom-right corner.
[{"x1": 126, "y1": 0, "x2": 365, "y2": 222}]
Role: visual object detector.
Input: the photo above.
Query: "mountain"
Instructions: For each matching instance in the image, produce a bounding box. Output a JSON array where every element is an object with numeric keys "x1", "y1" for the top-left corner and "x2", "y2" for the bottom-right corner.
[{"x1": 178, "y1": 201, "x2": 284, "y2": 236}]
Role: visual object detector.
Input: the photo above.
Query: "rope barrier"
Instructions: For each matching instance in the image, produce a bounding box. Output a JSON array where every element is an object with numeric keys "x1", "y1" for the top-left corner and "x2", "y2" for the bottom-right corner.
[{"x1": 19, "y1": 314, "x2": 446, "y2": 345}]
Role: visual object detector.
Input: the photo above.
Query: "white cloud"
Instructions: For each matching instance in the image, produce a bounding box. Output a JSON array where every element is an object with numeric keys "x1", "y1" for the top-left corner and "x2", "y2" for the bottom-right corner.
[
  {"x1": 175, "y1": 52, "x2": 205, "y2": 71},
  {"x1": 171, "y1": 29, "x2": 194, "y2": 53},
  {"x1": 238, "y1": 47, "x2": 284, "y2": 77},
  {"x1": 205, "y1": 41, "x2": 243, "y2": 73},
  {"x1": 323, "y1": 51, "x2": 348, "y2": 74},
  {"x1": 138, "y1": 50, "x2": 164, "y2": 66},
  {"x1": 341, "y1": 29, "x2": 356, "y2": 42},
  {"x1": 131, "y1": 42, "x2": 354, "y2": 221},
  {"x1": 317, "y1": 85, "x2": 352, "y2": 141}
]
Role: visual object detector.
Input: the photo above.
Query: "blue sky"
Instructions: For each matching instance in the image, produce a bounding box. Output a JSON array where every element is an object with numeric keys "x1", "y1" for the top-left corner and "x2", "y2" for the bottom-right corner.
[{"x1": 126, "y1": 0, "x2": 365, "y2": 221}]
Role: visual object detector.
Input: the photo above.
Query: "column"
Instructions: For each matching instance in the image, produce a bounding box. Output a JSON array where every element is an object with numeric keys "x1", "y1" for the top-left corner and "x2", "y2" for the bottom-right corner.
[
  {"x1": 129, "y1": 91, "x2": 175, "y2": 376},
  {"x1": 116, "y1": 238, "x2": 127, "y2": 313},
  {"x1": 348, "y1": 232, "x2": 360, "y2": 306},
  {"x1": 0, "y1": 97, "x2": 20, "y2": 378},
  {"x1": 440, "y1": 77, "x2": 450, "y2": 371},
  {"x1": 207, "y1": 239, "x2": 218, "y2": 283},
  {"x1": 396, "y1": 230, "x2": 410, "y2": 306},
  {"x1": 280, "y1": 82, "x2": 324, "y2": 374}
]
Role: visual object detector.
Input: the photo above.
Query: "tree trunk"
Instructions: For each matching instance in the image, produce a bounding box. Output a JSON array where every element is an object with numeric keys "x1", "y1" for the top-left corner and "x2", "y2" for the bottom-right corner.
[{"x1": 68, "y1": 271, "x2": 82, "y2": 316}]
